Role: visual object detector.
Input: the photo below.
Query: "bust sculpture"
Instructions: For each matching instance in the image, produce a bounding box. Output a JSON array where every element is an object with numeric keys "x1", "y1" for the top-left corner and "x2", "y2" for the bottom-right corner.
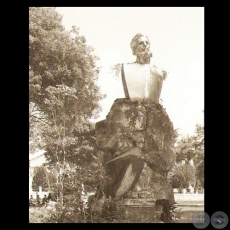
[
  {"x1": 122, "y1": 33, "x2": 166, "y2": 103},
  {"x1": 90, "y1": 33, "x2": 176, "y2": 222}
]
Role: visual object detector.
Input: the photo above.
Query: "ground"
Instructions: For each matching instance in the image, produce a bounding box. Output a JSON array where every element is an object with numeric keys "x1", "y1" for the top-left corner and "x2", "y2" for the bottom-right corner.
[
  {"x1": 174, "y1": 199, "x2": 204, "y2": 223},
  {"x1": 29, "y1": 206, "x2": 49, "y2": 223},
  {"x1": 29, "y1": 201, "x2": 204, "y2": 223}
]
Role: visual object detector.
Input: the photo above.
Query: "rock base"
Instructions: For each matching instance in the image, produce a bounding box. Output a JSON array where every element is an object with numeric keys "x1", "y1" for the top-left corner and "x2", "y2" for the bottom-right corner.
[
  {"x1": 122, "y1": 198, "x2": 156, "y2": 223},
  {"x1": 100, "y1": 198, "x2": 157, "y2": 223}
]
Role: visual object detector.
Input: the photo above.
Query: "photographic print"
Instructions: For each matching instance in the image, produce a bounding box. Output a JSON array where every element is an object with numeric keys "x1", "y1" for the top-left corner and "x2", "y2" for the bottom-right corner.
[{"x1": 29, "y1": 7, "x2": 204, "y2": 223}]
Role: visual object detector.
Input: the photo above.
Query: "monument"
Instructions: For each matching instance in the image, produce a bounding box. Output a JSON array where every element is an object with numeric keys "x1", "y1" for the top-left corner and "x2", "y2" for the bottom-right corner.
[{"x1": 90, "y1": 33, "x2": 176, "y2": 222}]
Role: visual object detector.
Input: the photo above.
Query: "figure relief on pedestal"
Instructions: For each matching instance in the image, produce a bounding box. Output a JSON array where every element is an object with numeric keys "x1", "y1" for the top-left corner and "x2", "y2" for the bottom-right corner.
[{"x1": 90, "y1": 33, "x2": 176, "y2": 222}]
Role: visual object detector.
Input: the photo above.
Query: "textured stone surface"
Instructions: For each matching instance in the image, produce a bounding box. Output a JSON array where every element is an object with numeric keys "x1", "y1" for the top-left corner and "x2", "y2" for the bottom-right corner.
[{"x1": 95, "y1": 98, "x2": 175, "y2": 201}]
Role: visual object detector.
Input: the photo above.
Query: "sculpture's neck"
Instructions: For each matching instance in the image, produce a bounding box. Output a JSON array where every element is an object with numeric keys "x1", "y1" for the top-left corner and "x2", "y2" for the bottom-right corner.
[{"x1": 135, "y1": 56, "x2": 151, "y2": 64}]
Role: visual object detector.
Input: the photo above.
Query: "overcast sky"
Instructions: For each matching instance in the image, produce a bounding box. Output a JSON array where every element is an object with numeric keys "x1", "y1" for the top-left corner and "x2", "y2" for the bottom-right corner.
[{"x1": 56, "y1": 7, "x2": 204, "y2": 137}]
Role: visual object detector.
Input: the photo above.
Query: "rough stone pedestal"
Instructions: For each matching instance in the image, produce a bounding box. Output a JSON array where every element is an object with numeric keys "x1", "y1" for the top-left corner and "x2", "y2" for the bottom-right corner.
[{"x1": 122, "y1": 198, "x2": 156, "y2": 223}]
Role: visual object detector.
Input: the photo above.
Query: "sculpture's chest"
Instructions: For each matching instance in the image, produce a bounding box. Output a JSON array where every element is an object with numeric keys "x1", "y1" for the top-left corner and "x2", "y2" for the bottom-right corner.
[{"x1": 123, "y1": 64, "x2": 163, "y2": 103}]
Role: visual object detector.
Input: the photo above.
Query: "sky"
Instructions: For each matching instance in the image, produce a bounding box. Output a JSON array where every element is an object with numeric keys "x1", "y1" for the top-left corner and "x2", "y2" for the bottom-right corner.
[{"x1": 56, "y1": 7, "x2": 204, "y2": 137}]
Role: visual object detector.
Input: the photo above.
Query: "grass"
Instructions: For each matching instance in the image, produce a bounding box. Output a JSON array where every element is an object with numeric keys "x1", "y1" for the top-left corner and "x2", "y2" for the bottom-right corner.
[
  {"x1": 29, "y1": 206, "x2": 49, "y2": 223},
  {"x1": 29, "y1": 202, "x2": 202, "y2": 223}
]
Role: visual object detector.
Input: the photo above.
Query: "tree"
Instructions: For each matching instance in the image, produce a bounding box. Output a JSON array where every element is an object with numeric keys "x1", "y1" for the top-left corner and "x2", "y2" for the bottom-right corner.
[
  {"x1": 173, "y1": 114, "x2": 204, "y2": 190},
  {"x1": 29, "y1": 7, "x2": 106, "y2": 210},
  {"x1": 32, "y1": 166, "x2": 49, "y2": 191},
  {"x1": 193, "y1": 123, "x2": 204, "y2": 188},
  {"x1": 29, "y1": 7, "x2": 105, "y2": 133},
  {"x1": 170, "y1": 163, "x2": 196, "y2": 190},
  {"x1": 196, "y1": 160, "x2": 204, "y2": 188},
  {"x1": 44, "y1": 121, "x2": 105, "y2": 193},
  {"x1": 29, "y1": 6, "x2": 105, "y2": 167},
  {"x1": 29, "y1": 102, "x2": 49, "y2": 154},
  {"x1": 175, "y1": 135, "x2": 196, "y2": 163}
]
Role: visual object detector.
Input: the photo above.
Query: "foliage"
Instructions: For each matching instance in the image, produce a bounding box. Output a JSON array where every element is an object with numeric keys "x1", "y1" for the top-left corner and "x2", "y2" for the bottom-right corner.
[
  {"x1": 175, "y1": 136, "x2": 196, "y2": 163},
  {"x1": 174, "y1": 118, "x2": 204, "y2": 189},
  {"x1": 29, "y1": 103, "x2": 49, "y2": 154},
  {"x1": 193, "y1": 123, "x2": 204, "y2": 188},
  {"x1": 43, "y1": 115, "x2": 105, "y2": 192},
  {"x1": 109, "y1": 63, "x2": 122, "y2": 79},
  {"x1": 29, "y1": 7, "x2": 108, "y2": 223},
  {"x1": 29, "y1": 206, "x2": 49, "y2": 223},
  {"x1": 196, "y1": 160, "x2": 204, "y2": 188},
  {"x1": 32, "y1": 166, "x2": 49, "y2": 191},
  {"x1": 169, "y1": 163, "x2": 196, "y2": 189},
  {"x1": 29, "y1": 7, "x2": 105, "y2": 133},
  {"x1": 29, "y1": 6, "x2": 106, "y2": 184}
]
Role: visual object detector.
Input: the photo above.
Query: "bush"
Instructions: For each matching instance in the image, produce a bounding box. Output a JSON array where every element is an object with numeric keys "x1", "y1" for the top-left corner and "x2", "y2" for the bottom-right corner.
[{"x1": 170, "y1": 163, "x2": 196, "y2": 190}]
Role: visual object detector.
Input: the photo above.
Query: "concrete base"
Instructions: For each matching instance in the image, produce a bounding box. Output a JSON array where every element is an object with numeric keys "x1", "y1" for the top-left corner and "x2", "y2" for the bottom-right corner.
[{"x1": 121, "y1": 198, "x2": 156, "y2": 223}]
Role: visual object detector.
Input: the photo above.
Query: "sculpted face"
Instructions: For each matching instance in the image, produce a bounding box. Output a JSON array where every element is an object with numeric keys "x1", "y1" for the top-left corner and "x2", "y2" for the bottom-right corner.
[
  {"x1": 135, "y1": 36, "x2": 150, "y2": 53},
  {"x1": 130, "y1": 33, "x2": 152, "y2": 64}
]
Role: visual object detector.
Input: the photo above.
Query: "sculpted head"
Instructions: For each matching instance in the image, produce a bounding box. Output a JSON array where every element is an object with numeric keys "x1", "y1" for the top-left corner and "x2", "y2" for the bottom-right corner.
[{"x1": 130, "y1": 33, "x2": 152, "y2": 64}]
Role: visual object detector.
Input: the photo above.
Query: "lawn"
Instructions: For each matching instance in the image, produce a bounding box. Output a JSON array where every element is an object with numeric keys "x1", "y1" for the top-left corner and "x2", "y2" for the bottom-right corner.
[
  {"x1": 29, "y1": 206, "x2": 49, "y2": 223},
  {"x1": 29, "y1": 202, "x2": 203, "y2": 223}
]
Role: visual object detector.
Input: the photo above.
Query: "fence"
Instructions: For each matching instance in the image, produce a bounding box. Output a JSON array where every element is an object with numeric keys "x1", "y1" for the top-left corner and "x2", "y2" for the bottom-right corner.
[{"x1": 174, "y1": 193, "x2": 204, "y2": 201}]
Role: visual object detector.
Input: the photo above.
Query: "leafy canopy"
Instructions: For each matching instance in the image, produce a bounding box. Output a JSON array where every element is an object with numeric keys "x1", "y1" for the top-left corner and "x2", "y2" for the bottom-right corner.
[
  {"x1": 29, "y1": 7, "x2": 104, "y2": 130},
  {"x1": 29, "y1": 7, "x2": 106, "y2": 193}
]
